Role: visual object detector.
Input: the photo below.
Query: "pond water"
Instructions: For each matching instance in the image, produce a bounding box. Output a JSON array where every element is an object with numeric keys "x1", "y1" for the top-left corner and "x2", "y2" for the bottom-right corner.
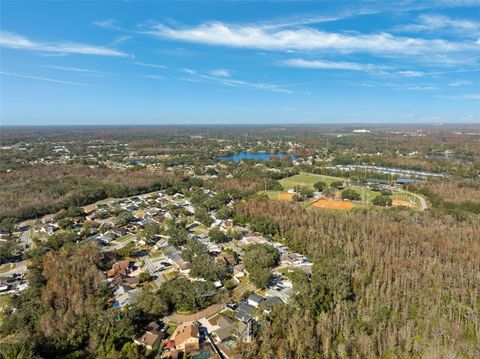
[{"x1": 218, "y1": 152, "x2": 297, "y2": 162}]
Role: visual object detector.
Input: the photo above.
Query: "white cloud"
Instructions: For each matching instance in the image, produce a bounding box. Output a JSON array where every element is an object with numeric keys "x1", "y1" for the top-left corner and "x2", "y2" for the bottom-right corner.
[
  {"x1": 396, "y1": 14, "x2": 480, "y2": 34},
  {"x1": 180, "y1": 68, "x2": 293, "y2": 93},
  {"x1": 0, "y1": 71, "x2": 90, "y2": 86},
  {"x1": 456, "y1": 93, "x2": 480, "y2": 99},
  {"x1": 93, "y1": 19, "x2": 122, "y2": 30},
  {"x1": 147, "y1": 21, "x2": 478, "y2": 57},
  {"x1": 0, "y1": 30, "x2": 130, "y2": 57},
  {"x1": 143, "y1": 74, "x2": 165, "y2": 80},
  {"x1": 283, "y1": 58, "x2": 376, "y2": 71},
  {"x1": 397, "y1": 70, "x2": 425, "y2": 77},
  {"x1": 40, "y1": 65, "x2": 106, "y2": 77},
  {"x1": 406, "y1": 85, "x2": 438, "y2": 90},
  {"x1": 132, "y1": 61, "x2": 167, "y2": 69},
  {"x1": 111, "y1": 35, "x2": 133, "y2": 45},
  {"x1": 183, "y1": 68, "x2": 197, "y2": 75},
  {"x1": 449, "y1": 79, "x2": 473, "y2": 86},
  {"x1": 209, "y1": 69, "x2": 231, "y2": 77}
]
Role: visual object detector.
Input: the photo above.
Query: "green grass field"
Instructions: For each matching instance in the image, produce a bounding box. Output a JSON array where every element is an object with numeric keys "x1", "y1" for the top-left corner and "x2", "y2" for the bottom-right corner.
[
  {"x1": 275, "y1": 173, "x2": 423, "y2": 210},
  {"x1": 280, "y1": 173, "x2": 345, "y2": 190}
]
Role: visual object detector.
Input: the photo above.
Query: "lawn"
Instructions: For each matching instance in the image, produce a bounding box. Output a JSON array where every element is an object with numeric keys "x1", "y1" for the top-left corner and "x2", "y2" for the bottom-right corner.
[
  {"x1": 220, "y1": 309, "x2": 237, "y2": 320},
  {"x1": 0, "y1": 263, "x2": 15, "y2": 274},
  {"x1": 162, "y1": 271, "x2": 179, "y2": 281},
  {"x1": 391, "y1": 191, "x2": 420, "y2": 206},
  {"x1": 166, "y1": 325, "x2": 177, "y2": 336},
  {"x1": 280, "y1": 173, "x2": 344, "y2": 190},
  {"x1": 232, "y1": 276, "x2": 254, "y2": 300},
  {"x1": 117, "y1": 233, "x2": 136, "y2": 242},
  {"x1": 259, "y1": 190, "x2": 293, "y2": 200},
  {"x1": 149, "y1": 250, "x2": 164, "y2": 259}
]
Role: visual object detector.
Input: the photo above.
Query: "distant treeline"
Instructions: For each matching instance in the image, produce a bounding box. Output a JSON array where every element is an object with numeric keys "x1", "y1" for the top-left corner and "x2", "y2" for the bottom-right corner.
[{"x1": 0, "y1": 165, "x2": 183, "y2": 222}]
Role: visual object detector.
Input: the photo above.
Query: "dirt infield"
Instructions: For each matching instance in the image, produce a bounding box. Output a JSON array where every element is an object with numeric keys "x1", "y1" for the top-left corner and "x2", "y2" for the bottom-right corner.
[
  {"x1": 313, "y1": 199, "x2": 353, "y2": 209},
  {"x1": 278, "y1": 193, "x2": 295, "y2": 200},
  {"x1": 392, "y1": 199, "x2": 414, "y2": 207}
]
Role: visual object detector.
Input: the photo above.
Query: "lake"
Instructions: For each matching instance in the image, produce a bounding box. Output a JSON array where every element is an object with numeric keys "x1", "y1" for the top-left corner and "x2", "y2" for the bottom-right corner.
[{"x1": 218, "y1": 152, "x2": 297, "y2": 162}]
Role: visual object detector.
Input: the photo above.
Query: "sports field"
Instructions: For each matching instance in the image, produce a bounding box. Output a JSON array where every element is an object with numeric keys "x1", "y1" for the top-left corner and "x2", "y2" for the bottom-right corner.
[
  {"x1": 280, "y1": 173, "x2": 344, "y2": 190},
  {"x1": 277, "y1": 193, "x2": 295, "y2": 200},
  {"x1": 312, "y1": 199, "x2": 353, "y2": 210},
  {"x1": 261, "y1": 173, "x2": 424, "y2": 210}
]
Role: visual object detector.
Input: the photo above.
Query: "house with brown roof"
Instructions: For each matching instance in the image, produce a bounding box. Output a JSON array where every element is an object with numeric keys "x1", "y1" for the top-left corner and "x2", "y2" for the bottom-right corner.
[
  {"x1": 134, "y1": 322, "x2": 166, "y2": 350},
  {"x1": 107, "y1": 260, "x2": 131, "y2": 277},
  {"x1": 173, "y1": 325, "x2": 200, "y2": 352},
  {"x1": 83, "y1": 204, "x2": 98, "y2": 214},
  {"x1": 217, "y1": 252, "x2": 237, "y2": 267}
]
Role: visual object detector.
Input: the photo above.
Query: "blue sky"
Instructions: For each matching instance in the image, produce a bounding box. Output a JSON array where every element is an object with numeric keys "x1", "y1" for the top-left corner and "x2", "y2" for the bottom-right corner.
[{"x1": 1, "y1": 0, "x2": 479, "y2": 125}]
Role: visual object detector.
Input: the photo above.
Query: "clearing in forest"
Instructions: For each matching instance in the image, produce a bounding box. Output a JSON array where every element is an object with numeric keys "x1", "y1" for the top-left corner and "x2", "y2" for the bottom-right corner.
[{"x1": 312, "y1": 199, "x2": 353, "y2": 209}]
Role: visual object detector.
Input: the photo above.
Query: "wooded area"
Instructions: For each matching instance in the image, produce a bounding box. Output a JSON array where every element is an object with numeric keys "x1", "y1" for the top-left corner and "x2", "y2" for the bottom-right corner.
[{"x1": 235, "y1": 199, "x2": 480, "y2": 358}]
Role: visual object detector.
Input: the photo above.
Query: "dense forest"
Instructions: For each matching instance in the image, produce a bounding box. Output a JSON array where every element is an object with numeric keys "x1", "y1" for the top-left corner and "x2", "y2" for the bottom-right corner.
[
  {"x1": 0, "y1": 165, "x2": 175, "y2": 222},
  {"x1": 234, "y1": 199, "x2": 480, "y2": 358}
]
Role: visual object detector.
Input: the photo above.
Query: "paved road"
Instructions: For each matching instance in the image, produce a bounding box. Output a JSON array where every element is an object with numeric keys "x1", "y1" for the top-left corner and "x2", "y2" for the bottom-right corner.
[
  {"x1": 412, "y1": 192, "x2": 428, "y2": 211},
  {"x1": 1, "y1": 261, "x2": 27, "y2": 277},
  {"x1": 102, "y1": 235, "x2": 136, "y2": 252}
]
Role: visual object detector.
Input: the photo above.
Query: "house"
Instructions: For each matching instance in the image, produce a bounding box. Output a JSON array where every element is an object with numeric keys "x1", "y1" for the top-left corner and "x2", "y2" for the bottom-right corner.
[
  {"x1": 0, "y1": 230, "x2": 10, "y2": 240},
  {"x1": 173, "y1": 325, "x2": 200, "y2": 352},
  {"x1": 40, "y1": 224, "x2": 57, "y2": 235},
  {"x1": 163, "y1": 246, "x2": 191, "y2": 271},
  {"x1": 233, "y1": 264, "x2": 245, "y2": 278},
  {"x1": 41, "y1": 214, "x2": 55, "y2": 224},
  {"x1": 247, "y1": 293, "x2": 265, "y2": 308},
  {"x1": 217, "y1": 252, "x2": 237, "y2": 267},
  {"x1": 133, "y1": 331, "x2": 162, "y2": 349},
  {"x1": 107, "y1": 260, "x2": 131, "y2": 277},
  {"x1": 213, "y1": 316, "x2": 247, "y2": 343},
  {"x1": 114, "y1": 284, "x2": 132, "y2": 297},
  {"x1": 97, "y1": 232, "x2": 115, "y2": 244},
  {"x1": 134, "y1": 322, "x2": 165, "y2": 349},
  {"x1": 122, "y1": 277, "x2": 140, "y2": 288},
  {"x1": 266, "y1": 287, "x2": 293, "y2": 303},
  {"x1": 239, "y1": 235, "x2": 267, "y2": 246},
  {"x1": 262, "y1": 296, "x2": 283, "y2": 314},
  {"x1": 280, "y1": 252, "x2": 306, "y2": 267},
  {"x1": 83, "y1": 204, "x2": 97, "y2": 214},
  {"x1": 235, "y1": 302, "x2": 255, "y2": 323},
  {"x1": 115, "y1": 288, "x2": 139, "y2": 309}
]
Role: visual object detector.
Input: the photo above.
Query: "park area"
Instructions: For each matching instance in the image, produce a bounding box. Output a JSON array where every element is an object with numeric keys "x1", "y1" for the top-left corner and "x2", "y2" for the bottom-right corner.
[
  {"x1": 312, "y1": 199, "x2": 353, "y2": 209},
  {"x1": 260, "y1": 172, "x2": 423, "y2": 210}
]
